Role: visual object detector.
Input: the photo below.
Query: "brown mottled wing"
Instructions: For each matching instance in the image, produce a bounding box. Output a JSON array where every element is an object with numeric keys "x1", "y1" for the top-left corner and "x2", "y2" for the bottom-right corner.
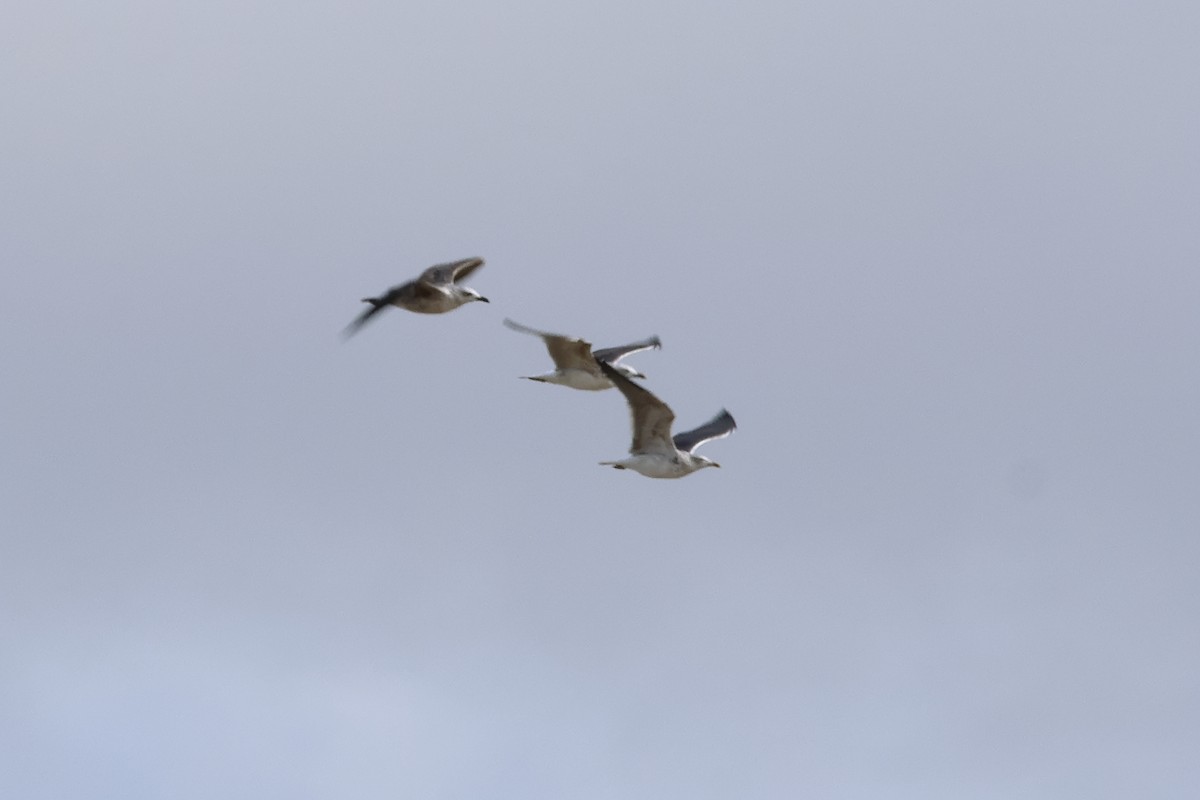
[
  {"x1": 544, "y1": 337, "x2": 595, "y2": 371},
  {"x1": 420, "y1": 256, "x2": 485, "y2": 285},
  {"x1": 597, "y1": 358, "x2": 676, "y2": 456},
  {"x1": 503, "y1": 318, "x2": 596, "y2": 371},
  {"x1": 672, "y1": 409, "x2": 736, "y2": 454}
]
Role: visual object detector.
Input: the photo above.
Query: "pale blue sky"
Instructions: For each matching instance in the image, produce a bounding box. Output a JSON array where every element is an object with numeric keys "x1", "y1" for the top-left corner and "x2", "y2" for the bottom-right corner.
[{"x1": 2, "y1": 2, "x2": 1198, "y2": 798}]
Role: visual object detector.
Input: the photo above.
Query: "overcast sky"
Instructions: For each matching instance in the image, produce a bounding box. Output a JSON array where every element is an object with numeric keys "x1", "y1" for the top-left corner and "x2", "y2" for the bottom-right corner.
[{"x1": 2, "y1": 1, "x2": 1198, "y2": 798}]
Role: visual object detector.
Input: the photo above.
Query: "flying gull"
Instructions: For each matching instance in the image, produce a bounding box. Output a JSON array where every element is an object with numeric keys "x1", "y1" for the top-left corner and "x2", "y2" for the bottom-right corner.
[
  {"x1": 503, "y1": 318, "x2": 662, "y2": 391},
  {"x1": 344, "y1": 257, "x2": 488, "y2": 336},
  {"x1": 597, "y1": 358, "x2": 736, "y2": 478}
]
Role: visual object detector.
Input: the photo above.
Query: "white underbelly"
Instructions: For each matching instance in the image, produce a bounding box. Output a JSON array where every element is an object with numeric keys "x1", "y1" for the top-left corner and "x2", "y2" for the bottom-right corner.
[
  {"x1": 558, "y1": 370, "x2": 612, "y2": 391},
  {"x1": 626, "y1": 454, "x2": 688, "y2": 479}
]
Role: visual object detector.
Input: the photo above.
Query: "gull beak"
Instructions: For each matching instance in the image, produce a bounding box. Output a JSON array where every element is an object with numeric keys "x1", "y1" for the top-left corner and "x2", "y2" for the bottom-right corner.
[{"x1": 477, "y1": 296, "x2": 490, "y2": 303}]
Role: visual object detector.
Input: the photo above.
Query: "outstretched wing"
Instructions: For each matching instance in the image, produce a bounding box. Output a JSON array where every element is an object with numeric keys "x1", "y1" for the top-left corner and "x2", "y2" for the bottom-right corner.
[
  {"x1": 504, "y1": 318, "x2": 595, "y2": 370},
  {"x1": 502, "y1": 317, "x2": 567, "y2": 340},
  {"x1": 593, "y1": 334, "x2": 662, "y2": 365},
  {"x1": 420, "y1": 256, "x2": 485, "y2": 285},
  {"x1": 672, "y1": 409, "x2": 736, "y2": 454},
  {"x1": 342, "y1": 300, "x2": 387, "y2": 337},
  {"x1": 342, "y1": 282, "x2": 406, "y2": 337},
  {"x1": 597, "y1": 358, "x2": 676, "y2": 455}
]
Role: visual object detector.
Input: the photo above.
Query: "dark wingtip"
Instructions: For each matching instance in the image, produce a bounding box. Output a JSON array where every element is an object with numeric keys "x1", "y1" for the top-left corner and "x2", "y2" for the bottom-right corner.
[{"x1": 341, "y1": 318, "x2": 364, "y2": 339}]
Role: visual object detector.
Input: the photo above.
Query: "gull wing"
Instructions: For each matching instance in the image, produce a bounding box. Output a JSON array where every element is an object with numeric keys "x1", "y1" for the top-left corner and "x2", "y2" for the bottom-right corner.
[
  {"x1": 597, "y1": 358, "x2": 676, "y2": 456},
  {"x1": 593, "y1": 335, "x2": 662, "y2": 365},
  {"x1": 343, "y1": 301, "x2": 387, "y2": 337},
  {"x1": 672, "y1": 409, "x2": 737, "y2": 454},
  {"x1": 503, "y1": 318, "x2": 596, "y2": 371},
  {"x1": 420, "y1": 256, "x2": 485, "y2": 286},
  {"x1": 342, "y1": 282, "x2": 408, "y2": 337}
]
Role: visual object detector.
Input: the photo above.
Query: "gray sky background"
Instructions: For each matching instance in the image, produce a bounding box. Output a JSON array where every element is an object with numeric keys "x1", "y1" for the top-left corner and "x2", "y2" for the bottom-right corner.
[{"x1": 3, "y1": 1, "x2": 1198, "y2": 797}]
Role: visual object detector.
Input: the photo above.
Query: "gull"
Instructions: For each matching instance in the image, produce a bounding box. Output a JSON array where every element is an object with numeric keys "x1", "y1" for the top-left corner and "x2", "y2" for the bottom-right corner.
[
  {"x1": 344, "y1": 257, "x2": 488, "y2": 336},
  {"x1": 597, "y1": 358, "x2": 736, "y2": 478},
  {"x1": 503, "y1": 318, "x2": 662, "y2": 391}
]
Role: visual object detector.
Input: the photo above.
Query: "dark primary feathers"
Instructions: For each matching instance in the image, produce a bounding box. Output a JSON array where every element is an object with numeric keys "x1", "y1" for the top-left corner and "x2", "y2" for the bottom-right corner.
[
  {"x1": 672, "y1": 409, "x2": 737, "y2": 454},
  {"x1": 592, "y1": 334, "x2": 663, "y2": 365},
  {"x1": 343, "y1": 296, "x2": 390, "y2": 337}
]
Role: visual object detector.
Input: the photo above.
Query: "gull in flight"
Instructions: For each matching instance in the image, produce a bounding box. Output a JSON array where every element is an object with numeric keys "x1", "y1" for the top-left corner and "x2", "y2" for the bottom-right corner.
[
  {"x1": 344, "y1": 257, "x2": 488, "y2": 336},
  {"x1": 503, "y1": 318, "x2": 662, "y2": 391},
  {"x1": 597, "y1": 358, "x2": 736, "y2": 478}
]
